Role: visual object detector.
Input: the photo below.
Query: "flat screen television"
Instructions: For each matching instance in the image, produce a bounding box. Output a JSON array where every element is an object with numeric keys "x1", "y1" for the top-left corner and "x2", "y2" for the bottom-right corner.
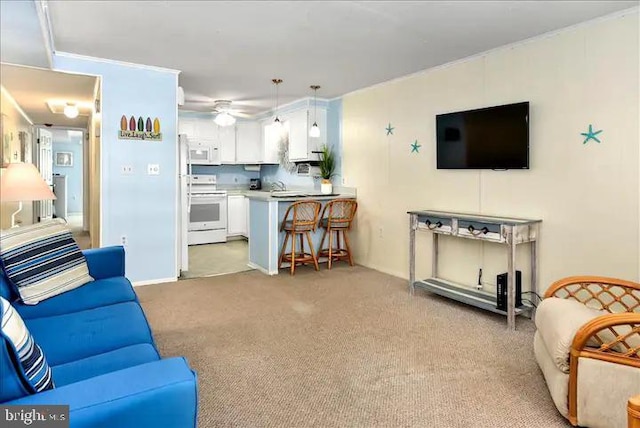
[{"x1": 436, "y1": 102, "x2": 529, "y2": 169}]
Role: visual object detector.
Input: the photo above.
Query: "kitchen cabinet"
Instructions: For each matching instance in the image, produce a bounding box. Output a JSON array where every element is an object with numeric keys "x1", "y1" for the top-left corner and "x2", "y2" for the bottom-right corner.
[
  {"x1": 285, "y1": 108, "x2": 327, "y2": 161},
  {"x1": 218, "y1": 125, "x2": 237, "y2": 164},
  {"x1": 227, "y1": 195, "x2": 247, "y2": 236},
  {"x1": 261, "y1": 120, "x2": 285, "y2": 164},
  {"x1": 179, "y1": 117, "x2": 217, "y2": 143},
  {"x1": 236, "y1": 122, "x2": 262, "y2": 164}
]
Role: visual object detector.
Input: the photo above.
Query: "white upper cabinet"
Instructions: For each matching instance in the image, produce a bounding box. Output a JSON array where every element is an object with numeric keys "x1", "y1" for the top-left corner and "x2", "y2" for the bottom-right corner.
[
  {"x1": 285, "y1": 107, "x2": 327, "y2": 161},
  {"x1": 262, "y1": 120, "x2": 285, "y2": 164},
  {"x1": 218, "y1": 125, "x2": 237, "y2": 164},
  {"x1": 236, "y1": 122, "x2": 262, "y2": 164}
]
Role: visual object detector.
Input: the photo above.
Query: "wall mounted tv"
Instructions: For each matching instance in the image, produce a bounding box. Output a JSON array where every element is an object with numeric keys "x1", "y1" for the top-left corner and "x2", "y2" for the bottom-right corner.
[{"x1": 436, "y1": 102, "x2": 529, "y2": 169}]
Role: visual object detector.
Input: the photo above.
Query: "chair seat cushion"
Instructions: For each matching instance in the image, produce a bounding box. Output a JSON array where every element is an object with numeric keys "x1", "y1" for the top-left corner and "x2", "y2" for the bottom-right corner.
[
  {"x1": 25, "y1": 302, "x2": 154, "y2": 366},
  {"x1": 535, "y1": 297, "x2": 606, "y2": 373},
  {"x1": 283, "y1": 221, "x2": 314, "y2": 231},
  {"x1": 15, "y1": 277, "x2": 136, "y2": 320},
  {"x1": 320, "y1": 218, "x2": 349, "y2": 229},
  {"x1": 52, "y1": 343, "x2": 160, "y2": 386},
  {"x1": 0, "y1": 219, "x2": 94, "y2": 305}
]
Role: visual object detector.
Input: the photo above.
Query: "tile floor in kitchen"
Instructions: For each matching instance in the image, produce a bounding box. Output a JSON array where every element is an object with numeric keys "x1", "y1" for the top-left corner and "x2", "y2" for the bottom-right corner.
[{"x1": 181, "y1": 239, "x2": 254, "y2": 279}]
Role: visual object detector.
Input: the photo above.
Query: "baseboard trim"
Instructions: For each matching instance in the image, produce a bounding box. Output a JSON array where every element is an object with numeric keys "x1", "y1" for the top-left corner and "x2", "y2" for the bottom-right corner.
[
  {"x1": 132, "y1": 277, "x2": 178, "y2": 287},
  {"x1": 248, "y1": 262, "x2": 278, "y2": 276}
]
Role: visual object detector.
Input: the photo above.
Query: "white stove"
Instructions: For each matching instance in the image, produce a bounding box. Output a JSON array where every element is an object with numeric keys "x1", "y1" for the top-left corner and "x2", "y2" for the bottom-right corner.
[{"x1": 187, "y1": 175, "x2": 228, "y2": 245}]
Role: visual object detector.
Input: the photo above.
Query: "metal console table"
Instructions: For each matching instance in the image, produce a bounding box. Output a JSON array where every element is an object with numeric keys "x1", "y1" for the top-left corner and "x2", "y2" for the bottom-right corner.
[{"x1": 408, "y1": 210, "x2": 541, "y2": 330}]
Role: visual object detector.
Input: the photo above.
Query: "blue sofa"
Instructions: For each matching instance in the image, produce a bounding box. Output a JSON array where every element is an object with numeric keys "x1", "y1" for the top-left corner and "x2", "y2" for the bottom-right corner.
[{"x1": 0, "y1": 246, "x2": 198, "y2": 427}]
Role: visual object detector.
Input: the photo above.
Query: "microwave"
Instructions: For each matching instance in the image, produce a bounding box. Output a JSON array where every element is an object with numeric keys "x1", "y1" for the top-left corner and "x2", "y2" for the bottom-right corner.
[{"x1": 188, "y1": 142, "x2": 220, "y2": 165}]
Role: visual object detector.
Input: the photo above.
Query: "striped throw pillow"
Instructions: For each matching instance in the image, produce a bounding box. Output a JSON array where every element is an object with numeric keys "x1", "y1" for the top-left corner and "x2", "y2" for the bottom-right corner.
[
  {"x1": 0, "y1": 297, "x2": 54, "y2": 393},
  {"x1": 0, "y1": 219, "x2": 94, "y2": 305}
]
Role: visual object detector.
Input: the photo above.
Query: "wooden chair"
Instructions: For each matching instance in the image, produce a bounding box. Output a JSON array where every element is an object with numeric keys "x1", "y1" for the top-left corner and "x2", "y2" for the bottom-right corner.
[
  {"x1": 535, "y1": 276, "x2": 640, "y2": 428},
  {"x1": 317, "y1": 199, "x2": 358, "y2": 269},
  {"x1": 278, "y1": 200, "x2": 321, "y2": 275},
  {"x1": 630, "y1": 395, "x2": 640, "y2": 428}
]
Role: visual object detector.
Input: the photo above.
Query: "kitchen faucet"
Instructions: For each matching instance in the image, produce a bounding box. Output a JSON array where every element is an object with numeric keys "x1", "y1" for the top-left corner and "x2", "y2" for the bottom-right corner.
[{"x1": 271, "y1": 180, "x2": 287, "y2": 191}]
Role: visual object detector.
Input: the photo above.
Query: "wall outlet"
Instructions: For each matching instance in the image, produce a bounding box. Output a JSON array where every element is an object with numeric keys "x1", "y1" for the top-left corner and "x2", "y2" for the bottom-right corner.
[
  {"x1": 378, "y1": 227, "x2": 383, "y2": 239},
  {"x1": 147, "y1": 164, "x2": 160, "y2": 175},
  {"x1": 121, "y1": 165, "x2": 133, "y2": 175},
  {"x1": 120, "y1": 235, "x2": 127, "y2": 247}
]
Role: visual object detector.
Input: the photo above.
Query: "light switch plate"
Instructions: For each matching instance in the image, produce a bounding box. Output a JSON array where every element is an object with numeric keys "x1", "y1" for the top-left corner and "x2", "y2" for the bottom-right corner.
[
  {"x1": 147, "y1": 164, "x2": 160, "y2": 175},
  {"x1": 121, "y1": 165, "x2": 133, "y2": 175}
]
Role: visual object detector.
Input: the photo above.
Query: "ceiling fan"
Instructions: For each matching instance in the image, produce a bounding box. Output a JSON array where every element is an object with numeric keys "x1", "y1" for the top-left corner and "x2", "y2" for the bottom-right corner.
[{"x1": 184, "y1": 97, "x2": 255, "y2": 126}]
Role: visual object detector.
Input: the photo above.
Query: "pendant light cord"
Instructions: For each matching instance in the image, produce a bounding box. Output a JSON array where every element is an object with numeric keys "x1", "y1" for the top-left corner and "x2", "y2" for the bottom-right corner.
[
  {"x1": 272, "y1": 78, "x2": 282, "y2": 121},
  {"x1": 310, "y1": 85, "x2": 320, "y2": 125}
]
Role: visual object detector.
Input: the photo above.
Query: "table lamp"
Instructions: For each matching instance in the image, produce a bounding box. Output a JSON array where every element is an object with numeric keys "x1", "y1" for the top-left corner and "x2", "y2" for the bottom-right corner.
[{"x1": 0, "y1": 163, "x2": 56, "y2": 228}]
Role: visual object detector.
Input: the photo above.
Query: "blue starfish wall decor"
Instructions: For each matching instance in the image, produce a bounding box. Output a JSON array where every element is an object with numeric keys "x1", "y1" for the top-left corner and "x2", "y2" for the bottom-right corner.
[
  {"x1": 411, "y1": 140, "x2": 421, "y2": 153},
  {"x1": 385, "y1": 123, "x2": 394, "y2": 135},
  {"x1": 581, "y1": 124, "x2": 603, "y2": 144}
]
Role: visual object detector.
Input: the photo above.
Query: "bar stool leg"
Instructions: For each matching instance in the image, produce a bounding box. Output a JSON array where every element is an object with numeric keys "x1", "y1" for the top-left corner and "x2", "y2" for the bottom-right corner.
[
  {"x1": 306, "y1": 231, "x2": 319, "y2": 271},
  {"x1": 328, "y1": 228, "x2": 334, "y2": 270},
  {"x1": 290, "y1": 231, "x2": 297, "y2": 275},
  {"x1": 279, "y1": 232, "x2": 290, "y2": 269},
  {"x1": 343, "y1": 229, "x2": 354, "y2": 266},
  {"x1": 317, "y1": 228, "x2": 327, "y2": 263}
]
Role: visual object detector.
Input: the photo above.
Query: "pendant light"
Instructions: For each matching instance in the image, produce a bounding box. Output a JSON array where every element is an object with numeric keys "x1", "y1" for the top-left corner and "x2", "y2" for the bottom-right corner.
[
  {"x1": 309, "y1": 85, "x2": 320, "y2": 138},
  {"x1": 272, "y1": 78, "x2": 283, "y2": 129}
]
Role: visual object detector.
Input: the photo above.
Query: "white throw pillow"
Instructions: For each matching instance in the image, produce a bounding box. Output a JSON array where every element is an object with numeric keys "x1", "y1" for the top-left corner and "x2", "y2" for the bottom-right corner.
[{"x1": 0, "y1": 219, "x2": 94, "y2": 304}]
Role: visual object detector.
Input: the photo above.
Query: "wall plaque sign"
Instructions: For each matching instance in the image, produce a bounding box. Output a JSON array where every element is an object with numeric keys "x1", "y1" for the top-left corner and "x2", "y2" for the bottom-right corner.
[{"x1": 119, "y1": 115, "x2": 162, "y2": 141}]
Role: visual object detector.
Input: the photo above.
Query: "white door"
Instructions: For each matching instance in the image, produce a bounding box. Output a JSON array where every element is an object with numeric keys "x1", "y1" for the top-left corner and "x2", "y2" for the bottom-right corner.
[
  {"x1": 236, "y1": 122, "x2": 261, "y2": 163},
  {"x1": 35, "y1": 128, "x2": 54, "y2": 222},
  {"x1": 287, "y1": 109, "x2": 309, "y2": 161},
  {"x1": 227, "y1": 195, "x2": 246, "y2": 236},
  {"x1": 218, "y1": 125, "x2": 237, "y2": 164},
  {"x1": 179, "y1": 135, "x2": 189, "y2": 275}
]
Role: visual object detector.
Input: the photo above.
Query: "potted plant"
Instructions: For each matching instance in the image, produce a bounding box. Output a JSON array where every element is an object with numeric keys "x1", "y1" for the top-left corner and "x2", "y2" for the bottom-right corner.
[{"x1": 318, "y1": 144, "x2": 336, "y2": 194}]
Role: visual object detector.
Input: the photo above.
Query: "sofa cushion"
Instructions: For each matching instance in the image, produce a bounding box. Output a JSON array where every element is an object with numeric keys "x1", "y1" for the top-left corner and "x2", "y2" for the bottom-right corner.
[
  {"x1": 15, "y1": 276, "x2": 136, "y2": 320},
  {"x1": 0, "y1": 297, "x2": 54, "y2": 394},
  {"x1": 25, "y1": 302, "x2": 154, "y2": 366},
  {"x1": 0, "y1": 219, "x2": 94, "y2": 305},
  {"x1": 536, "y1": 297, "x2": 606, "y2": 373},
  {"x1": 52, "y1": 343, "x2": 160, "y2": 387}
]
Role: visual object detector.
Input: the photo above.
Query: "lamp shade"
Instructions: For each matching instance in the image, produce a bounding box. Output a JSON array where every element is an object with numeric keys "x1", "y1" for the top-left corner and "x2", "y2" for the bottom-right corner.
[{"x1": 0, "y1": 163, "x2": 56, "y2": 202}]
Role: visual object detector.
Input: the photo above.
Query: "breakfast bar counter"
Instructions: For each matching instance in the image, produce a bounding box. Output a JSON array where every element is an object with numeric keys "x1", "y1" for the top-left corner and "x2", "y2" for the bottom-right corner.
[{"x1": 247, "y1": 188, "x2": 356, "y2": 275}]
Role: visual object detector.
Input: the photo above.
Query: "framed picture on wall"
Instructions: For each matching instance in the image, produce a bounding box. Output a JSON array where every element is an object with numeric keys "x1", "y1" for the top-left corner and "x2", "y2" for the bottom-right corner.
[
  {"x1": 55, "y1": 151, "x2": 73, "y2": 167},
  {"x1": 18, "y1": 131, "x2": 31, "y2": 162}
]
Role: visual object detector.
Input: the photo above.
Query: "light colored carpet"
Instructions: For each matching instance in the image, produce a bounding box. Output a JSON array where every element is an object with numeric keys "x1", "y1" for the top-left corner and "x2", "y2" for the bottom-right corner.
[
  {"x1": 182, "y1": 240, "x2": 253, "y2": 279},
  {"x1": 136, "y1": 265, "x2": 570, "y2": 428}
]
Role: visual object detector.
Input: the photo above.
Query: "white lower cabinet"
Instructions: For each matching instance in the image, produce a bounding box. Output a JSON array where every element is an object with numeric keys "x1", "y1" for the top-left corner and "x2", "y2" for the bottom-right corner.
[
  {"x1": 244, "y1": 197, "x2": 250, "y2": 239},
  {"x1": 227, "y1": 195, "x2": 247, "y2": 237}
]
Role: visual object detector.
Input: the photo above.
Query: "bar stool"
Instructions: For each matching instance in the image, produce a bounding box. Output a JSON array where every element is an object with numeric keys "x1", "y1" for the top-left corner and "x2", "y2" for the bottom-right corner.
[
  {"x1": 278, "y1": 200, "x2": 322, "y2": 275},
  {"x1": 317, "y1": 199, "x2": 358, "y2": 269}
]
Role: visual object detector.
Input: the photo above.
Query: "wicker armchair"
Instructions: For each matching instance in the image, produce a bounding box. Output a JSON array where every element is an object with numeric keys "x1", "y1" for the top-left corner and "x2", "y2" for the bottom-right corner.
[{"x1": 534, "y1": 276, "x2": 640, "y2": 428}]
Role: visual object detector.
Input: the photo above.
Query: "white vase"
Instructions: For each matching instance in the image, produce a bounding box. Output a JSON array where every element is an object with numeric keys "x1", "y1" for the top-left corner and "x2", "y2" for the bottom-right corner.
[{"x1": 321, "y1": 179, "x2": 332, "y2": 195}]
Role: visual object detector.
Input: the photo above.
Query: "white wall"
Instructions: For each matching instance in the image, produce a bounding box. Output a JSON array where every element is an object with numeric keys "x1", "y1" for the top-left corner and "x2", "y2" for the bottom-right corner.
[
  {"x1": 342, "y1": 11, "x2": 639, "y2": 294},
  {"x1": 0, "y1": 87, "x2": 34, "y2": 229}
]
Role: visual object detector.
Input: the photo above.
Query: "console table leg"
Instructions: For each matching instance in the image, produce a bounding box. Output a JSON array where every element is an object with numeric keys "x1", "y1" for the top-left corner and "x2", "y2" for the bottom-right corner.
[
  {"x1": 409, "y1": 214, "x2": 417, "y2": 294},
  {"x1": 432, "y1": 233, "x2": 439, "y2": 278},
  {"x1": 531, "y1": 239, "x2": 538, "y2": 321},
  {"x1": 506, "y1": 226, "x2": 516, "y2": 330}
]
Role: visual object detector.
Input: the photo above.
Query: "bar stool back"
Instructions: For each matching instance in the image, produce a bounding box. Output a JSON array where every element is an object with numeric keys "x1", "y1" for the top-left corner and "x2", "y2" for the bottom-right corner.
[
  {"x1": 278, "y1": 200, "x2": 322, "y2": 275},
  {"x1": 318, "y1": 199, "x2": 358, "y2": 269}
]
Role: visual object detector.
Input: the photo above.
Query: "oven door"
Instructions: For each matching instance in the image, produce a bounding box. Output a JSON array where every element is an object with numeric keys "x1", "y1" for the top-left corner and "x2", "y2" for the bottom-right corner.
[{"x1": 188, "y1": 194, "x2": 228, "y2": 231}]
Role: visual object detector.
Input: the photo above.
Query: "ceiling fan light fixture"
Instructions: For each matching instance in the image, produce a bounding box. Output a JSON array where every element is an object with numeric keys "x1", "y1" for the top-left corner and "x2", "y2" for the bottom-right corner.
[
  {"x1": 214, "y1": 111, "x2": 236, "y2": 127},
  {"x1": 63, "y1": 103, "x2": 79, "y2": 119}
]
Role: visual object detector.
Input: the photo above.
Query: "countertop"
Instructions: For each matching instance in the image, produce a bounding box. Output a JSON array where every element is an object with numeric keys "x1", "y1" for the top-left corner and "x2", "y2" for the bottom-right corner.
[{"x1": 219, "y1": 186, "x2": 357, "y2": 202}]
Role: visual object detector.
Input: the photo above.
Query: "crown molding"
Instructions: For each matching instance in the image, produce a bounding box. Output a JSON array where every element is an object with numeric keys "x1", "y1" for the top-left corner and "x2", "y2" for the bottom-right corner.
[
  {"x1": 54, "y1": 51, "x2": 182, "y2": 75},
  {"x1": 35, "y1": 0, "x2": 55, "y2": 69},
  {"x1": 0, "y1": 86, "x2": 34, "y2": 125}
]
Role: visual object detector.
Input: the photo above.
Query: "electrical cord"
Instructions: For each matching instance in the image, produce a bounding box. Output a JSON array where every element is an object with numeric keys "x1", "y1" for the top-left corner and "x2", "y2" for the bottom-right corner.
[
  {"x1": 521, "y1": 298, "x2": 538, "y2": 308},
  {"x1": 522, "y1": 291, "x2": 543, "y2": 302}
]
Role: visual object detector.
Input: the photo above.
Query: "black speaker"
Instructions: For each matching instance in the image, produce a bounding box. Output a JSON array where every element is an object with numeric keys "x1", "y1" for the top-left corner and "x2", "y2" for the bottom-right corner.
[{"x1": 496, "y1": 271, "x2": 522, "y2": 311}]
